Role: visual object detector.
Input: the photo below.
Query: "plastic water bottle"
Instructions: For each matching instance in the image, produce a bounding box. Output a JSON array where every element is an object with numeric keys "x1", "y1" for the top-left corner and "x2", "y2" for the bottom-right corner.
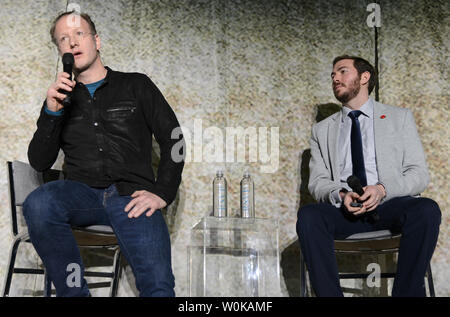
[
  {"x1": 213, "y1": 170, "x2": 227, "y2": 217},
  {"x1": 240, "y1": 171, "x2": 254, "y2": 218}
]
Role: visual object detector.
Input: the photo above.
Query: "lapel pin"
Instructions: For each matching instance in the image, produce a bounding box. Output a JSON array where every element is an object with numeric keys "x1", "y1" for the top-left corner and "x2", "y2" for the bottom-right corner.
[{"x1": 380, "y1": 115, "x2": 386, "y2": 119}]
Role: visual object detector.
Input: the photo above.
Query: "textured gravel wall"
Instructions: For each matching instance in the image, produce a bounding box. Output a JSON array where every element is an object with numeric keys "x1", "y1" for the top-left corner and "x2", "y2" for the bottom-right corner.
[{"x1": 0, "y1": 0, "x2": 448, "y2": 296}]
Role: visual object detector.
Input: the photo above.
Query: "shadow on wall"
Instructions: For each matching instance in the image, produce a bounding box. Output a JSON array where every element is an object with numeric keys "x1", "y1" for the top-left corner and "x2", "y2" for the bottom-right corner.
[{"x1": 281, "y1": 103, "x2": 341, "y2": 297}]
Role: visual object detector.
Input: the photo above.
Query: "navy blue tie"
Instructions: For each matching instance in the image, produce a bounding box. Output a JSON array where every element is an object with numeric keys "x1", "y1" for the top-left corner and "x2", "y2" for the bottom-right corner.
[{"x1": 348, "y1": 110, "x2": 367, "y2": 187}]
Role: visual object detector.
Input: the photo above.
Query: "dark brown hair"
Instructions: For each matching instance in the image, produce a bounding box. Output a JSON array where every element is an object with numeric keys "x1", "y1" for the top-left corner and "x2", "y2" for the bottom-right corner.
[
  {"x1": 333, "y1": 55, "x2": 378, "y2": 95},
  {"x1": 50, "y1": 11, "x2": 97, "y2": 45}
]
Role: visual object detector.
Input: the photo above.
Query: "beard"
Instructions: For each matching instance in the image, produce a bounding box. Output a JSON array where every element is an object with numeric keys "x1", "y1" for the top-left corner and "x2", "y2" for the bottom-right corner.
[{"x1": 333, "y1": 77, "x2": 361, "y2": 104}]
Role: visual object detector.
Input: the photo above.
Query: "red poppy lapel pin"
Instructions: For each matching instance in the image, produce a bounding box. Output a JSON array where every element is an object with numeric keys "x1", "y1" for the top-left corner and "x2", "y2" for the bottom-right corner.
[{"x1": 380, "y1": 115, "x2": 386, "y2": 119}]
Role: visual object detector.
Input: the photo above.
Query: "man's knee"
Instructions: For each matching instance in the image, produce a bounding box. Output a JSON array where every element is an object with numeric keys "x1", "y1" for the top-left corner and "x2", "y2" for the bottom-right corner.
[
  {"x1": 398, "y1": 197, "x2": 442, "y2": 234},
  {"x1": 415, "y1": 198, "x2": 441, "y2": 227},
  {"x1": 23, "y1": 186, "x2": 47, "y2": 219},
  {"x1": 23, "y1": 181, "x2": 65, "y2": 229}
]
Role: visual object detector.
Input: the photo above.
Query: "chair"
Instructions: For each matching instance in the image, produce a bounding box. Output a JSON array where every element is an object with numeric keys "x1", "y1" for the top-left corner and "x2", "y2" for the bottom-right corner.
[
  {"x1": 299, "y1": 230, "x2": 436, "y2": 297},
  {"x1": 2, "y1": 160, "x2": 122, "y2": 297}
]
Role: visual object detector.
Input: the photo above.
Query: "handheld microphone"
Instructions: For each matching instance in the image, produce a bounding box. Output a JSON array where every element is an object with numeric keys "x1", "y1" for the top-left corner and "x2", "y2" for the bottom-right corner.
[
  {"x1": 347, "y1": 175, "x2": 364, "y2": 196},
  {"x1": 346, "y1": 175, "x2": 379, "y2": 222},
  {"x1": 61, "y1": 53, "x2": 74, "y2": 107}
]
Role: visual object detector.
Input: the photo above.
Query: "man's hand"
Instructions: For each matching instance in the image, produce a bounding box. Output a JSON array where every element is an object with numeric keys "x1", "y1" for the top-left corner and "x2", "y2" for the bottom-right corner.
[
  {"x1": 359, "y1": 185, "x2": 385, "y2": 212},
  {"x1": 343, "y1": 184, "x2": 386, "y2": 216},
  {"x1": 343, "y1": 191, "x2": 364, "y2": 214},
  {"x1": 46, "y1": 72, "x2": 76, "y2": 112},
  {"x1": 124, "y1": 190, "x2": 167, "y2": 218}
]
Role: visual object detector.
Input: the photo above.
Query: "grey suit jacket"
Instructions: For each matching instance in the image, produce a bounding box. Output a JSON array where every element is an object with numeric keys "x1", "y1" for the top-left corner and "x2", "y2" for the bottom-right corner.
[{"x1": 308, "y1": 100, "x2": 429, "y2": 204}]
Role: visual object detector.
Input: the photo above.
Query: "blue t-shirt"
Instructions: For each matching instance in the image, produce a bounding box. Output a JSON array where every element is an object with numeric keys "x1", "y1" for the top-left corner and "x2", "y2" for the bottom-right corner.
[
  {"x1": 45, "y1": 78, "x2": 105, "y2": 116},
  {"x1": 85, "y1": 78, "x2": 105, "y2": 98}
]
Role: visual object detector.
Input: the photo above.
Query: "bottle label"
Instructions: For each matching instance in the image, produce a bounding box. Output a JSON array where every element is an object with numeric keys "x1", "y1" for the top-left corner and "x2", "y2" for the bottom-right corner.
[
  {"x1": 218, "y1": 183, "x2": 226, "y2": 212},
  {"x1": 242, "y1": 184, "x2": 249, "y2": 214}
]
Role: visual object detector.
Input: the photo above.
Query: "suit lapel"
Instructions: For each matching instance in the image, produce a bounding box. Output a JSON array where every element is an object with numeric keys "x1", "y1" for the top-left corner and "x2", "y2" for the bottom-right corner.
[
  {"x1": 328, "y1": 111, "x2": 342, "y2": 181},
  {"x1": 373, "y1": 101, "x2": 389, "y2": 179}
]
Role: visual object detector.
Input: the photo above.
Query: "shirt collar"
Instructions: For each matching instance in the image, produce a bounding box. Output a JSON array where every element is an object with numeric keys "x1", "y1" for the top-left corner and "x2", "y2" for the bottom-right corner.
[
  {"x1": 103, "y1": 66, "x2": 114, "y2": 83},
  {"x1": 85, "y1": 77, "x2": 105, "y2": 87},
  {"x1": 75, "y1": 66, "x2": 113, "y2": 88},
  {"x1": 341, "y1": 97, "x2": 374, "y2": 122}
]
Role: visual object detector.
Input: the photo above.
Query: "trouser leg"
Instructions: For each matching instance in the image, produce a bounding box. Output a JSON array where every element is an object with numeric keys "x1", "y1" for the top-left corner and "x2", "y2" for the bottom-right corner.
[
  {"x1": 104, "y1": 186, "x2": 175, "y2": 297},
  {"x1": 296, "y1": 203, "x2": 372, "y2": 296},
  {"x1": 22, "y1": 180, "x2": 110, "y2": 297},
  {"x1": 297, "y1": 197, "x2": 441, "y2": 297},
  {"x1": 375, "y1": 197, "x2": 441, "y2": 297}
]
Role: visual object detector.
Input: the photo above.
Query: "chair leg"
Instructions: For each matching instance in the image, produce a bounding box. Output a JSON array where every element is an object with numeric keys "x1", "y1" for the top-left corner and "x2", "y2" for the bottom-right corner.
[
  {"x1": 2, "y1": 236, "x2": 23, "y2": 297},
  {"x1": 109, "y1": 248, "x2": 122, "y2": 297},
  {"x1": 426, "y1": 264, "x2": 435, "y2": 297},
  {"x1": 43, "y1": 271, "x2": 52, "y2": 297},
  {"x1": 299, "y1": 250, "x2": 307, "y2": 297}
]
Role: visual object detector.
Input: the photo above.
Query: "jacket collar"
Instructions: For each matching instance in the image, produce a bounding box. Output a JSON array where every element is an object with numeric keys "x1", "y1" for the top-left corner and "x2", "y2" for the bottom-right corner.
[{"x1": 103, "y1": 66, "x2": 115, "y2": 83}]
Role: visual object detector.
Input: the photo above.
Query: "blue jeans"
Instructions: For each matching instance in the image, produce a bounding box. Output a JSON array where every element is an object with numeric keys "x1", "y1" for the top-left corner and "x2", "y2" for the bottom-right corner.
[{"x1": 23, "y1": 180, "x2": 175, "y2": 297}]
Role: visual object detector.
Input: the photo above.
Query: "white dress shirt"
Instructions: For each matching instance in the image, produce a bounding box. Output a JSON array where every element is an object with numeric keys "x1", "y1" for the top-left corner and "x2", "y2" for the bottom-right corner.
[{"x1": 330, "y1": 97, "x2": 379, "y2": 206}]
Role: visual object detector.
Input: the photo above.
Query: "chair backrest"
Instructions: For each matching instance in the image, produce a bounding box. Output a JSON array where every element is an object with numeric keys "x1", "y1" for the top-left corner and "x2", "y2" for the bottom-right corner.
[
  {"x1": 8, "y1": 161, "x2": 43, "y2": 206},
  {"x1": 7, "y1": 161, "x2": 43, "y2": 236},
  {"x1": 7, "y1": 160, "x2": 62, "y2": 236}
]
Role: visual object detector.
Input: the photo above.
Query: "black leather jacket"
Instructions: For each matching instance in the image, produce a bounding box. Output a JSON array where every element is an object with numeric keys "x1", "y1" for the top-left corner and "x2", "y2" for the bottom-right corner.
[{"x1": 28, "y1": 67, "x2": 185, "y2": 205}]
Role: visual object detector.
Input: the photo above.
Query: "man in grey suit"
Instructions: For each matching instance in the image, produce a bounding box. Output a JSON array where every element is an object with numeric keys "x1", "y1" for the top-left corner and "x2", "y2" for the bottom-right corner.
[{"x1": 296, "y1": 55, "x2": 441, "y2": 297}]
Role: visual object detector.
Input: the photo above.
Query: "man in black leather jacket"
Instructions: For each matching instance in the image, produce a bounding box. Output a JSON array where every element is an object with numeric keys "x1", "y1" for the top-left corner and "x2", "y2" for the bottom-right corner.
[{"x1": 23, "y1": 11, "x2": 184, "y2": 297}]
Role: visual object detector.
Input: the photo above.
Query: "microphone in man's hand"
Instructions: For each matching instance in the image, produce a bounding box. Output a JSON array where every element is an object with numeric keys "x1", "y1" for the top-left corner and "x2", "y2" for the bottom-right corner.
[
  {"x1": 61, "y1": 53, "x2": 74, "y2": 107},
  {"x1": 347, "y1": 175, "x2": 364, "y2": 196},
  {"x1": 346, "y1": 175, "x2": 379, "y2": 222}
]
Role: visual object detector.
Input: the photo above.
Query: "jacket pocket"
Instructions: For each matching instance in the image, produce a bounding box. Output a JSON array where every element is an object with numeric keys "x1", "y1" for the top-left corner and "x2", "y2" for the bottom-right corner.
[{"x1": 104, "y1": 101, "x2": 136, "y2": 120}]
